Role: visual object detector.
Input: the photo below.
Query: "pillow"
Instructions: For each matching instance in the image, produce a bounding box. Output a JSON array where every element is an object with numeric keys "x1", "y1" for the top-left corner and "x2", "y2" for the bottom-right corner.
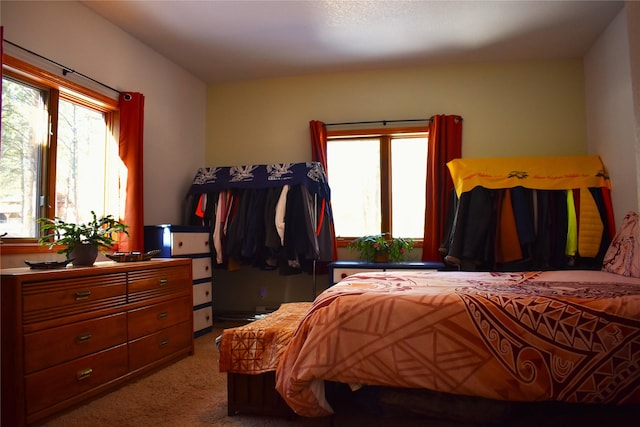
[{"x1": 601, "y1": 211, "x2": 640, "y2": 277}]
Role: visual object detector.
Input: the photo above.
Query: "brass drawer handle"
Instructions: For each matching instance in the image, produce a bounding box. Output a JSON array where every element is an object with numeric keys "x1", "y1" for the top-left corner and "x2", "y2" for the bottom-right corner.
[
  {"x1": 75, "y1": 290, "x2": 92, "y2": 301},
  {"x1": 160, "y1": 339, "x2": 169, "y2": 347},
  {"x1": 77, "y1": 368, "x2": 93, "y2": 381},
  {"x1": 158, "y1": 311, "x2": 168, "y2": 320},
  {"x1": 76, "y1": 333, "x2": 92, "y2": 343},
  {"x1": 159, "y1": 278, "x2": 168, "y2": 286}
]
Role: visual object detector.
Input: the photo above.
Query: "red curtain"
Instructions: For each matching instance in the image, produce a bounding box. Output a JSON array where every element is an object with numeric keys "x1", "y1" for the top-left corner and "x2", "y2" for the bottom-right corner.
[
  {"x1": 118, "y1": 92, "x2": 145, "y2": 252},
  {"x1": 1, "y1": 27, "x2": 3, "y2": 154},
  {"x1": 310, "y1": 120, "x2": 337, "y2": 261},
  {"x1": 422, "y1": 115, "x2": 463, "y2": 261}
]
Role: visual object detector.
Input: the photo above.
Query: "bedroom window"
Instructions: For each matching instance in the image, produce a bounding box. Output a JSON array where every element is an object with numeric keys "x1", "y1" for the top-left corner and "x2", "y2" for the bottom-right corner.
[
  {"x1": 326, "y1": 127, "x2": 428, "y2": 243},
  {"x1": 0, "y1": 56, "x2": 120, "y2": 242}
]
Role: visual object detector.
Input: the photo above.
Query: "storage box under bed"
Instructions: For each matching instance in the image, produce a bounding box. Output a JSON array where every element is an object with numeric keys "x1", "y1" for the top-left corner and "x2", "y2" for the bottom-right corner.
[{"x1": 218, "y1": 302, "x2": 311, "y2": 417}]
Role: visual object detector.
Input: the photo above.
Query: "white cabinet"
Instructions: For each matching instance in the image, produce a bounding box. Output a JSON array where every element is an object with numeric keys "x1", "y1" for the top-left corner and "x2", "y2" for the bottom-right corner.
[
  {"x1": 145, "y1": 225, "x2": 214, "y2": 337},
  {"x1": 328, "y1": 261, "x2": 446, "y2": 285}
]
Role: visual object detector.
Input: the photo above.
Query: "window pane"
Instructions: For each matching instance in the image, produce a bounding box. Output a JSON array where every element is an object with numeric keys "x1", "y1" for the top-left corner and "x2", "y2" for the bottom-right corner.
[
  {"x1": 56, "y1": 99, "x2": 118, "y2": 225},
  {"x1": 391, "y1": 137, "x2": 427, "y2": 238},
  {"x1": 327, "y1": 139, "x2": 381, "y2": 236},
  {"x1": 0, "y1": 78, "x2": 47, "y2": 238}
]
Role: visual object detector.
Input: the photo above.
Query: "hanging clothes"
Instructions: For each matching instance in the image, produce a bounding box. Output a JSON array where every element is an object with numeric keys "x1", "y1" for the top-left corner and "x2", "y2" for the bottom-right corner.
[{"x1": 186, "y1": 162, "x2": 334, "y2": 272}]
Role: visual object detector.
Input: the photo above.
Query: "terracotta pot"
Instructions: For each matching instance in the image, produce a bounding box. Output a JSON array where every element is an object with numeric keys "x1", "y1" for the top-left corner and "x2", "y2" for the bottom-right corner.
[
  {"x1": 373, "y1": 251, "x2": 389, "y2": 263},
  {"x1": 70, "y1": 244, "x2": 99, "y2": 266}
]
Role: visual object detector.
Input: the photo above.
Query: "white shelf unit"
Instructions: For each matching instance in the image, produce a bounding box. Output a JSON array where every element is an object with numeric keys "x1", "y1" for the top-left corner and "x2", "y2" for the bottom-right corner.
[{"x1": 145, "y1": 225, "x2": 213, "y2": 337}]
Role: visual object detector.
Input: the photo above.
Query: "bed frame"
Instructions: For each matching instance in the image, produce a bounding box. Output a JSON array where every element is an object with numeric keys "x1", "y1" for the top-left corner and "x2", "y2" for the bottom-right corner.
[
  {"x1": 218, "y1": 302, "x2": 311, "y2": 417},
  {"x1": 227, "y1": 371, "x2": 294, "y2": 417}
]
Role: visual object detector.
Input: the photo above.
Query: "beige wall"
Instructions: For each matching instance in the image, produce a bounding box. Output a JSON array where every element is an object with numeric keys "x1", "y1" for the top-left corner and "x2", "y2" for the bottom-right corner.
[
  {"x1": 206, "y1": 59, "x2": 592, "y2": 312},
  {"x1": 585, "y1": 6, "x2": 639, "y2": 229},
  {"x1": 1, "y1": 1, "x2": 207, "y2": 228},
  {"x1": 207, "y1": 59, "x2": 588, "y2": 165},
  {"x1": 1, "y1": 1, "x2": 207, "y2": 268}
]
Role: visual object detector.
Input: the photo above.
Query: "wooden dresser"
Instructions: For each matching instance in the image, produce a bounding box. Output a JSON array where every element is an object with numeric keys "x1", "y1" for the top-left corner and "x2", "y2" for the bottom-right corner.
[{"x1": 0, "y1": 258, "x2": 194, "y2": 427}]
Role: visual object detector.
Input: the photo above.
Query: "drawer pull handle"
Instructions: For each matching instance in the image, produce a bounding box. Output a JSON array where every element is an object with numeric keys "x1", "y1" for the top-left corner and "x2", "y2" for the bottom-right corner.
[
  {"x1": 204, "y1": 241, "x2": 209, "y2": 246},
  {"x1": 158, "y1": 311, "x2": 168, "y2": 320},
  {"x1": 75, "y1": 291, "x2": 92, "y2": 300},
  {"x1": 159, "y1": 278, "x2": 168, "y2": 286},
  {"x1": 77, "y1": 368, "x2": 93, "y2": 381},
  {"x1": 160, "y1": 339, "x2": 169, "y2": 347},
  {"x1": 76, "y1": 333, "x2": 92, "y2": 343}
]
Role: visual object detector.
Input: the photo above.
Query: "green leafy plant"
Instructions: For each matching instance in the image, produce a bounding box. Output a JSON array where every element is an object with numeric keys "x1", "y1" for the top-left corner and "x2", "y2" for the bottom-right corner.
[
  {"x1": 348, "y1": 233, "x2": 414, "y2": 262},
  {"x1": 38, "y1": 211, "x2": 129, "y2": 260}
]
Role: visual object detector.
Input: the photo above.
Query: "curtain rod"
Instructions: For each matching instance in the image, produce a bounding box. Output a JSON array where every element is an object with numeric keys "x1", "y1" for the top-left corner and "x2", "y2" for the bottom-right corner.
[
  {"x1": 325, "y1": 118, "x2": 431, "y2": 127},
  {"x1": 4, "y1": 39, "x2": 121, "y2": 95}
]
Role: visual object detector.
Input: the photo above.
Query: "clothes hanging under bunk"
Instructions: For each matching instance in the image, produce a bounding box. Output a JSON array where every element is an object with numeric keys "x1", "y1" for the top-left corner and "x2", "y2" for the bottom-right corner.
[
  {"x1": 440, "y1": 155, "x2": 615, "y2": 271},
  {"x1": 184, "y1": 162, "x2": 334, "y2": 274},
  {"x1": 439, "y1": 186, "x2": 614, "y2": 271}
]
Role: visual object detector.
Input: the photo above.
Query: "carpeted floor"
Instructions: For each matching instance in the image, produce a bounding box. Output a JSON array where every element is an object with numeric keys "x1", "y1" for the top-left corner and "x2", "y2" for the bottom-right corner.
[{"x1": 42, "y1": 320, "x2": 640, "y2": 427}]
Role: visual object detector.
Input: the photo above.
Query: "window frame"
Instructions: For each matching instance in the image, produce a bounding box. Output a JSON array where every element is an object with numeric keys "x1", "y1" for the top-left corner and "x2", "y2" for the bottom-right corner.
[
  {"x1": 1, "y1": 54, "x2": 119, "y2": 254},
  {"x1": 326, "y1": 125, "x2": 428, "y2": 248}
]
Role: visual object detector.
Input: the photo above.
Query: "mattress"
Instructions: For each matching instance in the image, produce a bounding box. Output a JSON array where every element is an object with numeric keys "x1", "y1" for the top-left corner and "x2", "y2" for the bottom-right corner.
[{"x1": 275, "y1": 270, "x2": 640, "y2": 416}]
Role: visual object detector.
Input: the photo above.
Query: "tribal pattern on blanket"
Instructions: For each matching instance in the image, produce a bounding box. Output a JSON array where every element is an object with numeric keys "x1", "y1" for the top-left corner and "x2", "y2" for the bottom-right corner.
[{"x1": 275, "y1": 271, "x2": 640, "y2": 417}]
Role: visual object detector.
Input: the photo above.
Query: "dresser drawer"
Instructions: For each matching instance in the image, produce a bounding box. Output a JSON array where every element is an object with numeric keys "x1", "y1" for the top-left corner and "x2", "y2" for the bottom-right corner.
[
  {"x1": 24, "y1": 313, "x2": 127, "y2": 374},
  {"x1": 194, "y1": 305, "x2": 213, "y2": 332},
  {"x1": 128, "y1": 265, "x2": 192, "y2": 303},
  {"x1": 191, "y1": 256, "x2": 211, "y2": 281},
  {"x1": 169, "y1": 232, "x2": 210, "y2": 256},
  {"x1": 129, "y1": 321, "x2": 192, "y2": 371},
  {"x1": 25, "y1": 344, "x2": 128, "y2": 416},
  {"x1": 128, "y1": 295, "x2": 192, "y2": 339},
  {"x1": 193, "y1": 282, "x2": 212, "y2": 306},
  {"x1": 22, "y1": 274, "x2": 127, "y2": 325}
]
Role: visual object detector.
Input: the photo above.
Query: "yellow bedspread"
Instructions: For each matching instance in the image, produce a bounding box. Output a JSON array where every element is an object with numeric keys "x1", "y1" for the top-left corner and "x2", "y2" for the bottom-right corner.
[
  {"x1": 275, "y1": 270, "x2": 640, "y2": 417},
  {"x1": 219, "y1": 302, "x2": 311, "y2": 374}
]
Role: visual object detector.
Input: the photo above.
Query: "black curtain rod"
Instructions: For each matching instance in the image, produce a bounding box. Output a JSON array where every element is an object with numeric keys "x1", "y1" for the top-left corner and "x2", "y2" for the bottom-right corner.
[
  {"x1": 325, "y1": 118, "x2": 431, "y2": 127},
  {"x1": 4, "y1": 39, "x2": 121, "y2": 95}
]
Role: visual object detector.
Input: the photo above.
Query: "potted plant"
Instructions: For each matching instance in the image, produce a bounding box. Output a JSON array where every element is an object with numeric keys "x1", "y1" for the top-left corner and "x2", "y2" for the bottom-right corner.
[
  {"x1": 38, "y1": 211, "x2": 129, "y2": 266},
  {"x1": 348, "y1": 233, "x2": 414, "y2": 262}
]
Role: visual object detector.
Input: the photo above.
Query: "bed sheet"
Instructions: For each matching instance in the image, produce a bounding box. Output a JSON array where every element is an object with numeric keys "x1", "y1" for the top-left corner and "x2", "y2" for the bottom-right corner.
[
  {"x1": 219, "y1": 302, "x2": 312, "y2": 374},
  {"x1": 275, "y1": 270, "x2": 640, "y2": 416}
]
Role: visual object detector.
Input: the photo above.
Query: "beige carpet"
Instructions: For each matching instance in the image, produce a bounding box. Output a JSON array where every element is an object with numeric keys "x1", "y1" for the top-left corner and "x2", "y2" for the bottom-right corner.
[{"x1": 42, "y1": 321, "x2": 640, "y2": 427}]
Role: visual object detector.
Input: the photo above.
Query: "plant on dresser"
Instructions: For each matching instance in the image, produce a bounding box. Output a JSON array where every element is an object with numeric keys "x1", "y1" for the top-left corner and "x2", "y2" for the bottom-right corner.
[
  {"x1": 37, "y1": 211, "x2": 129, "y2": 266},
  {"x1": 0, "y1": 259, "x2": 194, "y2": 426}
]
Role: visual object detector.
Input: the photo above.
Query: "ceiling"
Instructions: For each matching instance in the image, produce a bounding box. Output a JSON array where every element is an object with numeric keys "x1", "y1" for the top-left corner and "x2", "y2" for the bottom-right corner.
[{"x1": 81, "y1": 0, "x2": 624, "y2": 85}]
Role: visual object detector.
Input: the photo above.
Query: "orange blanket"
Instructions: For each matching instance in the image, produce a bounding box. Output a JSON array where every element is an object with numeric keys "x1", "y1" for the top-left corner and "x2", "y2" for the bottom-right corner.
[
  {"x1": 275, "y1": 270, "x2": 640, "y2": 417},
  {"x1": 219, "y1": 302, "x2": 311, "y2": 374}
]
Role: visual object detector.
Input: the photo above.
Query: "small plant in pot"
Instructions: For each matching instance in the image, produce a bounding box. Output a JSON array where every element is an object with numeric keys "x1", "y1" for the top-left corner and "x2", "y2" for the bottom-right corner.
[
  {"x1": 348, "y1": 233, "x2": 414, "y2": 262},
  {"x1": 38, "y1": 211, "x2": 129, "y2": 266}
]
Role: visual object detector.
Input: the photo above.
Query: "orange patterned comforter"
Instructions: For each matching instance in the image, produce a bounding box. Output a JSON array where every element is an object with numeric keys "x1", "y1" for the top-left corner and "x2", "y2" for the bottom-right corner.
[
  {"x1": 275, "y1": 270, "x2": 640, "y2": 417},
  {"x1": 219, "y1": 302, "x2": 311, "y2": 374}
]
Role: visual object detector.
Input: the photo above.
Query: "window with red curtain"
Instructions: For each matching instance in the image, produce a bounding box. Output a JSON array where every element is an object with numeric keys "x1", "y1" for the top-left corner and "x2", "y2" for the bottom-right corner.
[{"x1": 0, "y1": 54, "x2": 143, "y2": 254}]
